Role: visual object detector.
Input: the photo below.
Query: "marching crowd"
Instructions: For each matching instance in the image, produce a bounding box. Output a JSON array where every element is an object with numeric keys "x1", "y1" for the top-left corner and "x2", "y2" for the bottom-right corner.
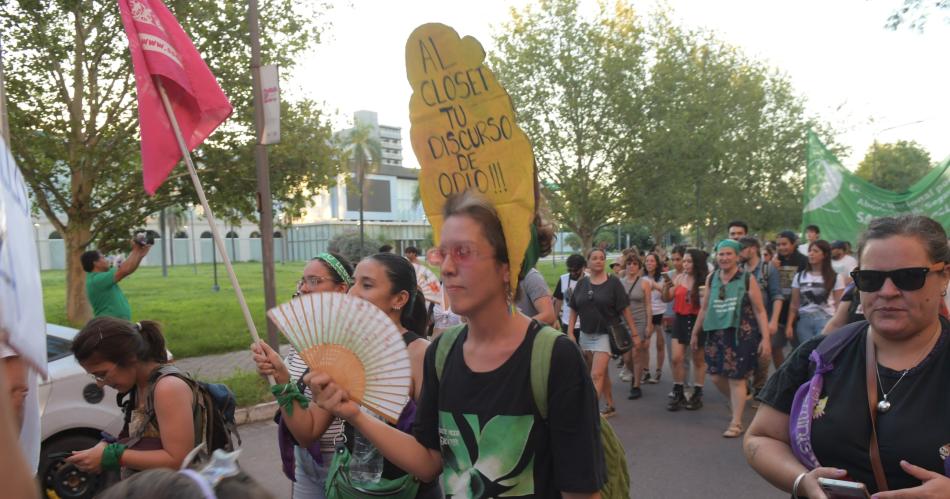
[{"x1": 3, "y1": 192, "x2": 950, "y2": 498}]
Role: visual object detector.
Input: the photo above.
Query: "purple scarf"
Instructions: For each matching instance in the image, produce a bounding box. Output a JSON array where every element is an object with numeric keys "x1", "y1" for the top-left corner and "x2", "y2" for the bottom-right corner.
[{"x1": 788, "y1": 348, "x2": 831, "y2": 469}]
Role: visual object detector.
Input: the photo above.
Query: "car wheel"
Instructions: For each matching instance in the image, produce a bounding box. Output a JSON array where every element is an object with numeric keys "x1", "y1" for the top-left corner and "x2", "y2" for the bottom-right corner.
[{"x1": 39, "y1": 434, "x2": 116, "y2": 499}]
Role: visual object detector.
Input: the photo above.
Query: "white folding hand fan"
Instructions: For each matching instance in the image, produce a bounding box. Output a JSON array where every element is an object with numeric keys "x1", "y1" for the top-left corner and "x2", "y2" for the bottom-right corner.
[
  {"x1": 267, "y1": 292, "x2": 412, "y2": 423},
  {"x1": 414, "y1": 263, "x2": 442, "y2": 306}
]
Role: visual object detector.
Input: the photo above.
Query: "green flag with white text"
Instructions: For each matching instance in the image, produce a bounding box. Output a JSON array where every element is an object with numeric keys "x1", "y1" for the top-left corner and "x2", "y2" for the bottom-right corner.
[{"x1": 803, "y1": 131, "x2": 950, "y2": 245}]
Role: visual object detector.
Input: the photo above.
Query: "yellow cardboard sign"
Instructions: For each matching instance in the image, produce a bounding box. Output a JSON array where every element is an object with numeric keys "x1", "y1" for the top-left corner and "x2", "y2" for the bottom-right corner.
[{"x1": 405, "y1": 23, "x2": 536, "y2": 294}]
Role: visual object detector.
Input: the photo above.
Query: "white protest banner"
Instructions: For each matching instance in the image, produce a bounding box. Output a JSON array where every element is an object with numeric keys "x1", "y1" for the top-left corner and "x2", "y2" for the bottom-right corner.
[
  {"x1": 260, "y1": 64, "x2": 281, "y2": 145},
  {"x1": 0, "y1": 137, "x2": 47, "y2": 376}
]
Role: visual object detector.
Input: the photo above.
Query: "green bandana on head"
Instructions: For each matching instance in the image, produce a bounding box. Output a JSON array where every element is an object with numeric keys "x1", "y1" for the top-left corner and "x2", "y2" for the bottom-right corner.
[
  {"x1": 716, "y1": 239, "x2": 743, "y2": 255},
  {"x1": 314, "y1": 253, "x2": 353, "y2": 286}
]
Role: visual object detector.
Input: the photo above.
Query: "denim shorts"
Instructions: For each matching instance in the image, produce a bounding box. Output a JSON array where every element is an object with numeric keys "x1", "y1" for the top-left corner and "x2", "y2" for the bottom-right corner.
[{"x1": 578, "y1": 332, "x2": 611, "y2": 353}]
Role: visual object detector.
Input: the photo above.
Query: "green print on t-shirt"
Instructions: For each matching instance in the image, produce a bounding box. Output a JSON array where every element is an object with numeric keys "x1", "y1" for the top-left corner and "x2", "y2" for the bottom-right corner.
[{"x1": 439, "y1": 411, "x2": 536, "y2": 498}]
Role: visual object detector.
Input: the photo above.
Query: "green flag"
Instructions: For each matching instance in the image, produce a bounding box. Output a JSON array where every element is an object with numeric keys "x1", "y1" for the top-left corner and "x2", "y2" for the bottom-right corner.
[{"x1": 803, "y1": 131, "x2": 950, "y2": 245}]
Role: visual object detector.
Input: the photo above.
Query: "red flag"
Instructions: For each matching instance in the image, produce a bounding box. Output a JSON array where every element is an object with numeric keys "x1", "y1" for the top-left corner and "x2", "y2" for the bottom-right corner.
[{"x1": 117, "y1": 0, "x2": 233, "y2": 195}]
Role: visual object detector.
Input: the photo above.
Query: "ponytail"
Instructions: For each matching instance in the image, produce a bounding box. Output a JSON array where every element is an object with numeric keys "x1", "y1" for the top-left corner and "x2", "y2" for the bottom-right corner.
[
  {"x1": 370, "y1": 253, "x2": 431, "y2": 338},
  {"x1": 401, "y1": 287, "x2": 429, "y2": 338},
  {"x1": 136, "y1": 320, "x2": 168, "y2": 363}
]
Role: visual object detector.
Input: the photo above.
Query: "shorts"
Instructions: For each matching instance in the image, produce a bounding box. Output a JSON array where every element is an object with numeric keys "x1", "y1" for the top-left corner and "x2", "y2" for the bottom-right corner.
[
  {"x1": 672, "y1": 314, "x2": 701, "y2": 345},
  {"x1": 578, "y1": 332, "x2": 611, "y2": 354},
  {"x1": 652, "y1": 315, "x2": 664, "y2": 326}
]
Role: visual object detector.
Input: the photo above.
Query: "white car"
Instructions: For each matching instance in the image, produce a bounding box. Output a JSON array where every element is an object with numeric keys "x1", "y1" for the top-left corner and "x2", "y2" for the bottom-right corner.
[{"x1": 39, "y1": 324, "x2": 124, "y2": 499}]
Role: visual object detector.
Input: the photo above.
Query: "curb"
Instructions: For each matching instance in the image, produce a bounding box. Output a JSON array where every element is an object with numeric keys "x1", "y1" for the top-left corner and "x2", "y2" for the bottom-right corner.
[{"x1": 235, "y1": 401, "x2": 277, "y2": 426}]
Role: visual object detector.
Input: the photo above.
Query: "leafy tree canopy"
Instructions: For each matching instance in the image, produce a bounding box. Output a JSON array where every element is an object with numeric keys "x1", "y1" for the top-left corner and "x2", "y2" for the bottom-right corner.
[{"x1": 856, "y1": 140, "x2": 932, "y2": 192}]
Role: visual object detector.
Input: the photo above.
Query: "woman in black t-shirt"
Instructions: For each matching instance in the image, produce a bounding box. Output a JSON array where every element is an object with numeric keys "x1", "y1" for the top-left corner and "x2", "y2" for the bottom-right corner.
[
  {"x1": 745, "y1": 215, "x2": 950, "y2": 498},
  {"x1": 568, "y1": 248, "x2": 641, "y2": 418},
  {"x1": 309, "y1": 190, "x2": 605, "y2": 498}
]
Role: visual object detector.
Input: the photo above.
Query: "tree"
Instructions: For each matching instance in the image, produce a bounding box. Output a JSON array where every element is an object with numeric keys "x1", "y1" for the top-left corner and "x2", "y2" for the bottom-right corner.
[
  {"x1": 856, "y1": 140, "x2": 932, "y2": 191},
  {"x1": 617, "y1": 15, "x2": 832, "y2": 246},
  {"x1": 885, "y1": 0, "x2": 950, "y2": 31},
  {"x1": 336, "y1": 121, "x2": 381, "y2": 255},
  {"x1": 491, "y1": 0, "x2": 648, "y2": 254},
  {"x1": 2, "y1": 0, "x2": 338, "y2": 323}
]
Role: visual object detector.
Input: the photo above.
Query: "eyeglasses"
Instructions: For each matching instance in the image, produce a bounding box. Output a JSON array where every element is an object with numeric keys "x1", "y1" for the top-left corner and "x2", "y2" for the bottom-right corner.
[
  {"x1": 435, "y1": 243, "x2": 490, "y2": 266},
  {"x1": 90, "y1": 364, "x2": 117, "y2": 383},
  {"x1": 298, "y1": 276, "x2": 334, "y2": 288},
  {"x1": 850, "y1": 263, "x2": 946, "y2": 292},
  {"x1": 718, "y1": 285, "x2": 726, "y2": 300}
]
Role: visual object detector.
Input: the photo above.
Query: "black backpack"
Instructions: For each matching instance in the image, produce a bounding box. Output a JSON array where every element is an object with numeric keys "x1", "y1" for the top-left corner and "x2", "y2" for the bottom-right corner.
[{"x1": 120, "y1": 365, "x2": 240, "y2": 457}]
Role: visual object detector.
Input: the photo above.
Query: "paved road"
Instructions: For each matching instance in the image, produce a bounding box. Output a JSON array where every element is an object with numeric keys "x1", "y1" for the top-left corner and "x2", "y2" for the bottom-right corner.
[{"x1": 238, "y1": 355, "x2": 786, "y2": 498}]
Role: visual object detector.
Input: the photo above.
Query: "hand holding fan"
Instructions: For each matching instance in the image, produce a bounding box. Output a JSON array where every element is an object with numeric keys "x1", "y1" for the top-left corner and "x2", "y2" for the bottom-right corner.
[{"x1": 267, "y1": 292, "x2": 412, "y2": 423}]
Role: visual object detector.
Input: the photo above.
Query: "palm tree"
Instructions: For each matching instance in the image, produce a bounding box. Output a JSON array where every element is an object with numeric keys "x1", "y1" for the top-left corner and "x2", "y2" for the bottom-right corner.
[{"x1": 337, "y1": 120, "x2": 381, "y2": 255}]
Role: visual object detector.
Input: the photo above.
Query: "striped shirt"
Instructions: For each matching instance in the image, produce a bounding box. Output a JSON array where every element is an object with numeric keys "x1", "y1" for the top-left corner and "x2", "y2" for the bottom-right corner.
[{"x1": 285, "y1": 346, "x2": 345, "y2": 454}]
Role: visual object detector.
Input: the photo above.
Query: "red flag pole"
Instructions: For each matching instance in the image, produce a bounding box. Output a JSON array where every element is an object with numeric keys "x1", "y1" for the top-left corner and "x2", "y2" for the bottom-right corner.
[{"x1": 154, "y1": 77, "x2": 275, "y2": 385}]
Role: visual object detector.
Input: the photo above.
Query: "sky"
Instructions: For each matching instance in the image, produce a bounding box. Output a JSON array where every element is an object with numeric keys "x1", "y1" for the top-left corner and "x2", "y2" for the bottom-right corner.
[{"x1": 286, "y1": 0, "x2": 950, "y2": 170}]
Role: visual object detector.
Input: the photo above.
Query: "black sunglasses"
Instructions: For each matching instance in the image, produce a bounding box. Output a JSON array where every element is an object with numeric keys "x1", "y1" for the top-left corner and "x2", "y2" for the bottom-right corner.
[{"x1": 850, "y1": 263, "x2": 946, "y2": 292}]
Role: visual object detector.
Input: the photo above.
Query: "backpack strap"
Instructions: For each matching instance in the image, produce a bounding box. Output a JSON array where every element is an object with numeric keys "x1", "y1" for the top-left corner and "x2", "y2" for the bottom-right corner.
[
  {"x1": 529, "y1": 325, "x2": 563, "y2": 420},
  {"x1": 435, "y1": 321, "x2": 563, "y2": 421},
  {"x1": 144, "y1": 365, "x2": 202, "y2": 440},
  {"x1": 435, "y1": 324, "x2": 466, "y2": 382}
]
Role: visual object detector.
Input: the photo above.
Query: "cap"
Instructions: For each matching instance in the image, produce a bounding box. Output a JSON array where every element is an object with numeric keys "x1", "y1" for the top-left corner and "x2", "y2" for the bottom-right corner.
[{"x1": 830, "y1": 240, "x2": 847, "y2": 250}]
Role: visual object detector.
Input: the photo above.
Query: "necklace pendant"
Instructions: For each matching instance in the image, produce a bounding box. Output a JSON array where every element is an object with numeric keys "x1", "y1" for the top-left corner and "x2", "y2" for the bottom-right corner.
[{"x1": 877, "y1": 399, "x2": 892, "y2": 413}]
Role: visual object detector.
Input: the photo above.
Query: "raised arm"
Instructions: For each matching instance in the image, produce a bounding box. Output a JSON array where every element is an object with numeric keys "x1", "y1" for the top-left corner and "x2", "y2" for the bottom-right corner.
[{"x1": 114, "y1": 241, "x2": 151, "y2": 282}]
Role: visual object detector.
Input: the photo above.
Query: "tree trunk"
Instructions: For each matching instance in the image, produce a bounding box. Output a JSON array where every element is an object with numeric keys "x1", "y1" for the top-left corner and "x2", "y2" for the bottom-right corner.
[{"x1": 64, "y1": 223, "x2": 93, "y2": 325}]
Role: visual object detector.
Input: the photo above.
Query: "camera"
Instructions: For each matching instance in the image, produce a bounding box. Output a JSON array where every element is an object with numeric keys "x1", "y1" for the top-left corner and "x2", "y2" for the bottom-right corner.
[{"x1": 134, "y1": 231, "x2": 155, "y2": 247}]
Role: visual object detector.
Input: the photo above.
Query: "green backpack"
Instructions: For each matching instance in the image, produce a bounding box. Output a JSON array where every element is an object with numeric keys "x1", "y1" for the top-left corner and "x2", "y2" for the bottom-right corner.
[{"x1": 435, "y1": 324, "x2": 631, "y2": 499}]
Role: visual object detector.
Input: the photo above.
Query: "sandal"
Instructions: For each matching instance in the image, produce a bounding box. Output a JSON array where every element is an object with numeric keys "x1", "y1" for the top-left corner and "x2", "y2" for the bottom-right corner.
[
  {"x1": 601, "y1": 405, "x2": 617, "y2": 418},
  {"x1": 722, "y1": 422, "x2": 744, "y2": 438}
]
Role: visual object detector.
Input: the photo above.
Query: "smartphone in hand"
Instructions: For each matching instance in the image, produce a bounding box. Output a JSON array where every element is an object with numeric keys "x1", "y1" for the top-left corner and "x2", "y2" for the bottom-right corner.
[{"x1": 817, "y1": 478, "x2": 871, "y2": 499}]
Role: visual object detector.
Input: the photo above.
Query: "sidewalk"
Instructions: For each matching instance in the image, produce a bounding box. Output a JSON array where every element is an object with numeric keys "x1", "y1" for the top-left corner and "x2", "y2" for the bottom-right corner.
[{"x1": 173, "y1": 344, "x2": 292, "y2": 381}]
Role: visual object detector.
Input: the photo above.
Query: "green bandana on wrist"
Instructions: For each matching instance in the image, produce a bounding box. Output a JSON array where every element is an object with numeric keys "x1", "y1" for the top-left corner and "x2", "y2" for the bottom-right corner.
[
  {"x1": 101, "y1": 443, "x2": 127, "y2": 471},
  {"x1": 271, "y1": 383, "x2": 309, "y2": 416}
]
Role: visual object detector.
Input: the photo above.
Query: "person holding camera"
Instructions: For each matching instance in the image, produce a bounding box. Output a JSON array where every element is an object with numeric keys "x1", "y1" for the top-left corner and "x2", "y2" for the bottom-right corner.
[{"x1": 81, "y1": 237, "x2": 152, "y2": 320}]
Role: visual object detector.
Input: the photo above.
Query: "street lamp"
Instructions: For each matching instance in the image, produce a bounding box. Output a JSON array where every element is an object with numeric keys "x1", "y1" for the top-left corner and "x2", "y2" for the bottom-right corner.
[{"x1": 33, "y1": 222, "x2": 40, "y2": 267}]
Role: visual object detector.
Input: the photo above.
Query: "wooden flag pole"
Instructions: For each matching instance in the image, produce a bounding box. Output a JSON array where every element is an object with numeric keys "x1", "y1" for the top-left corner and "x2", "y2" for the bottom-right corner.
[{"x1": 155, "y1": 78, "x2": 275, "y2": 385}]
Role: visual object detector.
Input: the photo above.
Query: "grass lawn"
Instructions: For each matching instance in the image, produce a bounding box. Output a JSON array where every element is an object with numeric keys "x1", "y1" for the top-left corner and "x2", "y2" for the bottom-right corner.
[
  {"x1": 43, "y1": 259, "x2": 569, "y2": 360},
  {"x1": 43, "y1": 262, "x2": 306, "y2": 359}
]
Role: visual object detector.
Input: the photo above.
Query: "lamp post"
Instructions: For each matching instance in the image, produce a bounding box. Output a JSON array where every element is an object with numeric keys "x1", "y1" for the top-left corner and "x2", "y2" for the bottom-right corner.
[{"x1": 33, "y1": 223, "x2": 40, "y2": 268}]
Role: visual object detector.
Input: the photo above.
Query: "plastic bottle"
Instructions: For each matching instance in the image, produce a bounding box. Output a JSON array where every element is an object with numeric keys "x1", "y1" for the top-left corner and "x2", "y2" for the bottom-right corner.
[{"x1": 349, "y1": 428, "x2": 383, "y2": 484}]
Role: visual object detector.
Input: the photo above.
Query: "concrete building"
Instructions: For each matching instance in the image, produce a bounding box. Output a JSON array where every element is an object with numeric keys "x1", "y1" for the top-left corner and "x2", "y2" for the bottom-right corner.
[{"x1": 31, "y1": 110, "x2": 430, "y2": 270}]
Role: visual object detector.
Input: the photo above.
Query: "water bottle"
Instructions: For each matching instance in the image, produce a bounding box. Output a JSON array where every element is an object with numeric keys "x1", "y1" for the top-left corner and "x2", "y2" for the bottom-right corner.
[{"x1": 349, "y1": 428, "x2": 383, "y2": 484}]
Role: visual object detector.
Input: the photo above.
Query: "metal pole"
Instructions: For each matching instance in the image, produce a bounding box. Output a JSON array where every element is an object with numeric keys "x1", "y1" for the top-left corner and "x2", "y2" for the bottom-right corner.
[
  {"x1": 159, "y1": 208, "x2": 168, "y2": 277},
  {"x1": 189, "y1": 207, "x2": 198, "y2": 275},
  {"x1": 155, "y1": 79, "x2": 272, "y2": 383},
  {"x1": 248, "y1": 0, "x2": 279, "y2": 351}
]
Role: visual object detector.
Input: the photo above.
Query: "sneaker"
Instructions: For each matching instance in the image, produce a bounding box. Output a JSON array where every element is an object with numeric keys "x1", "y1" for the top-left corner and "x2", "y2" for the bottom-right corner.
[
  {"x1": 640, "y1": 371, "x2": 652, "y2": 384},
  {"x1": 651, "y1": 370, "x2": 662, "y2": 384},
  {"x1": 667, "y1": 387, "x2": 686, "y2": 411},
  {"x1": 601, "y1": 405, "x2": 617, "y2": 418},
  {"x1": 628, "y1": 387, "x2": 643, "y2": 400},
  {"x1": 615, "y1": 357, "x2": 624, "y2": 368},
  {"x1": 684, "y1": 388, "x2": 703, "y2": 410},
  {"x1": 619, "y1": 368, "x2": 633, "y2": 383}
]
